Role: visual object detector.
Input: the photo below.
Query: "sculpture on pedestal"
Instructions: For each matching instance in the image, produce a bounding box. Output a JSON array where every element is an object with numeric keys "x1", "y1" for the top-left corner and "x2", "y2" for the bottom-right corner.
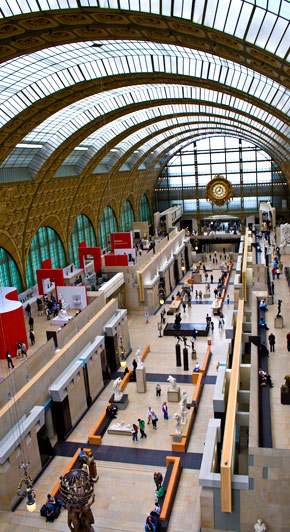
[
  {"x1": 280, "y1": 223, "x2": 290, "y2": 249},
  {"x1": 167, "y1": 375, "x2": 177, "y2": 391},
  {"x1": 254, "y1": 518, "x2": 267, "y2": 532},
  {"x1": 136, "y1": 349, "x2": 143, "y2": 369},
  {"x1": 58, "y1": 308, "x2": 68, "y2": 319},
  {"x1": 59, "y1": 469, "x2": 95, "y2": 532},
  {"x1": 58, "y1": 295, "x2": 65, "y2": 310},
  {"x1": 276, "y1": 299, "x2": 282, "y2": 318},
  {"x1": 173, "y1": 413, "x2": 181, "y2": 434},
  {"x1": 110, "y1": 421, "x2": 131, "y2": 430},
  {"x1": 113, "y1": 377, "x2": 123, "y2": 401},
  {"x1": 179, "y1": 390, "x2": 188, "y2": 424}
]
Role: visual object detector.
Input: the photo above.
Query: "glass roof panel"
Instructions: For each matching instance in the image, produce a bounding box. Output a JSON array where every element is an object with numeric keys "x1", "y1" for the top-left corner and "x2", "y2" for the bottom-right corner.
[
  {"x1": 0, "y1": 1, "x2": 289, "y2": 59},
  {"x1": 0, "y1": 40, "x2": 289, "y2": 129},
  {"x1": 19, "y1": 83, "x2": 287, "y2": 149}
]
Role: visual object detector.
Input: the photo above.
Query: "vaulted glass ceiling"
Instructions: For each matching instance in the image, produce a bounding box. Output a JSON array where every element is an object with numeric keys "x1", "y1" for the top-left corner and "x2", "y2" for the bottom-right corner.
[
  {"x1": 1, "y1": 40, "x2": 289, "y2": 130},
  {"x1": 0, "y1": 1, "x2": 289, "y2": 60}
]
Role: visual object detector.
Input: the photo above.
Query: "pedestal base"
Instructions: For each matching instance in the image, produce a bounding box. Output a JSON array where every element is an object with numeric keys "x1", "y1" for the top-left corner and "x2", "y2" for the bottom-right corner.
[
  {"x1": 274, "y1": 316, "x2": 283, "y2": 328},
  {"x1": 170, "y1": 419, "x2": 188, "y2": 441},
  {"x1": 109, "y1": 394, "x2": 129, "y2": 410},
  {"x1": 136, "y1": 367, "x2": 147, "y2": 393},
  {"x1": 167, "y1": 388, "x2": 180, "y2": 402},
  {"x1": 281, "y1": 385, "x2": 290, "y2": 404},
  {"x1": 203, "y1": 292, "x2": 210, "y2": 299}
]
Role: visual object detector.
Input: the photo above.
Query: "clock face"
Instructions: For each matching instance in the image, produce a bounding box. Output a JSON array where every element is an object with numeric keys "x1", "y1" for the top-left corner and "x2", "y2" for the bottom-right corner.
[
  {"x1": 205, "y1": 175, "x2": 233, "y2": 207},
  {"x1": 212, "y1": 182, "x2": 227, "y2": 199}
]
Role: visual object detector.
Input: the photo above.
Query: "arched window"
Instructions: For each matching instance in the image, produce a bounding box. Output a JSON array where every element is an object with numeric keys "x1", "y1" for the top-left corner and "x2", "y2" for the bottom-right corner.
[
  {"x1": 26, "y1": 226, "x2": 66, "y2": 288},
  {"x1": 120, "y1": 200, "x2": 135, "y2": 232},
  {"x1": 69, "y1": 215, "x2": 97, "y2": 267},
  {"x1": 98, "y1": 207, "x2": 118, "y2": 250},
  {"x1": 0, "y1": 248, "x2": 22, "y2": 293},
  {"x1": 139, "y1": 194, "x2": 151, "y2": 223}
]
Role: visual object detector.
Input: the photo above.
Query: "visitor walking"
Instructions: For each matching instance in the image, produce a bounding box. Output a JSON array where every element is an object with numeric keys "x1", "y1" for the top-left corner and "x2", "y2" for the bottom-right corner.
[
  {"x1": 162, "y1": 402, "x2": 168, "y2": 420},
  {"x1": 182, "y1": 301, "x2": 186, "y2": 313},
  {"x1": 210, "y1": 321, "x2": 214, "y2": 333},
  {"x1": 145, "y1": 312, "x2": 149, "y2": 323},
  {"x1": 138, "y1": 419, "x2": 147, "y2": 438},
  {"x1": 6, "y1": 351, "x2": 14, "y2": 369},
  {"x1": 28, "y1": 316, "x2": 34, "y2": 330},
  {"x1": 210, "y1": 274, "x2": 214, "y2": 283},
  {"x1": 21, "y1": 341, "x2": 28, "y2": 358},
  {"x1": 131, "y1": 423, "x2": 138, "y2": 442},
  {"x1": 155, "y1": 383, "x2": 161, "y2": 397},
  {"x1": 29, "y1": 329, "x2": 35, "y2": 345},
  {"x1": 151, "y1": 412, "x2": 158, "y2": 430},
  {"x1": 147, "y1": 406, "x2": 153, "y2": 424}
]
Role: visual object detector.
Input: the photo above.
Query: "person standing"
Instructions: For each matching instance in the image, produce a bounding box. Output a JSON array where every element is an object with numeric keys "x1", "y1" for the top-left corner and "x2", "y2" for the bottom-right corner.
[
  {"x1": 210, "y1": 274, "x2": 214, "y2": 283},
  {"x1": 132, "y1": 358, "x2": 137, "y2": 380},
  {"x1": 29, "y1": 329, "x2": 35, "y2": 346},
  {"x1": 131, "y1": 423, "x2": 138, "y2": 442},
  {"x1": 16, "y1": 341, "x2": 22, "y2": 358},
  {"x1": 182, "y1": 301, "x2": 186, "y2": 313},
  {"x1": 210, "y1": 321, "x2": 214, "y2": 333},
  {"x1": 28, "y1": 315, "x2": 34, "y2": 330},
  {"x1": 192, "y1": 328, "x2": 197, "y2": 340},
  {"x1": 287, "y1": 332, "x2": 290, "y2": 352},
  {"x1": 151, "y1": 412, "x2": 158, "y2": 430},
  {"x1": 227, "y1": 295, "x2": 230, "y2": 304},
  {"x1": 145, "y1": 312, "x2": 149, "y2": 323},
  {"x1": 21, "y1": 341, "x2": 28, "y2": 359},
  {"x1": 162, "y1": 402, "x2": 168, "y2": 420},
  {"x1": 25, "y1": 303, "x2": 31, "y2": 317},
  {"x1": 6, "y1": 351, "x2": 14, "y2": 369},
  {"x1": 214, "y1": 288, "x2": 218, "y2": 298},
  {"x1": 138, "y1": 418, "x2": 147, "y2": 439},
  {"x1": 147, "y1": 406, "x2": 153, "y2": 424},
  {"x1": 268, "y1": 333, "x2": 275, "y2": 352},
  {"x1": 218, "y1": 317, "x2": 223, "y2": 329},
  {"x1": 155, "y1": 383, "x2": 161, "y2": 397}
]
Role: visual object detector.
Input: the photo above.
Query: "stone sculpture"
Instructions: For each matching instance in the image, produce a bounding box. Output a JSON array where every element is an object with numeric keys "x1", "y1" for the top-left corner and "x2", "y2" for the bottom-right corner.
[
  {"x1": 112, "y1": 377, "x2": 123, "y2": 402},
  {"x1": 179, "y1": 390, "x2": 188, "y2": 424},
  {"x1": 110, "y1": 421, "x2": 131, "y2": 430},
  {"x1": 173, "y1": 413, "x2": 181, "y2": 434},
  {"x1": 280, "y1": 223, "x2": 290, "y2": 249},
  {"x1": 254, "y1": 519, "x2": 267, "y2": 532},
  {"x1": 58, "y1": 308, "x2": 68, "y2": 318},
  {"x1": 167, "y1": 375, "x2": 177, "y2": 391},
  {"x1": 136, "y1": 349, "x2": 143, "y2": 368}
]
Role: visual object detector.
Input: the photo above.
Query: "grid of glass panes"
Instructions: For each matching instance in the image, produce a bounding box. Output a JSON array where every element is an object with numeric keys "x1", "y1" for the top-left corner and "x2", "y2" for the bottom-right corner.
[
  {"x1": 0, "y1": 248, "x2": 23, "y2": 293},
  {"x1": 26, "y1": 226, "x2": 66, "y2": 288},
  {"x1": 98, "y1": 207, "x2": 118, "y2": 251},
  {"x1": 69, "y1": 215, "x2": 97, "y2": 268},
  {"x1": 0, "y1": 2, "x2": 289, "y2": 61},
  {"x1": 120, "y1": 201, "x2": 135, "y2": 232},
  {"x1": 139, "y1": 195, "x2": 151, "y2": 223},
  {"x1": 157, "y1": 136, "x2": 289, "y2": 214}
]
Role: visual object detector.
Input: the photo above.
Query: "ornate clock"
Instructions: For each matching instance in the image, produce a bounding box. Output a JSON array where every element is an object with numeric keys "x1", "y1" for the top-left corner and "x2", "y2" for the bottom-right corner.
[{"x1": 205, "y1": 175, "x2": 233, "y2": 207}]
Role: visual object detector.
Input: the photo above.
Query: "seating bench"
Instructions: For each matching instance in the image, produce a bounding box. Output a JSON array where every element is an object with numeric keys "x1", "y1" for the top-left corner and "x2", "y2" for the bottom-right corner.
[
  {"x1": 88, "y1": 345, "x2": 150, "y2": 445},
  {"x1": 158, "y1": 457, "x2": 181, "y2": 531}
]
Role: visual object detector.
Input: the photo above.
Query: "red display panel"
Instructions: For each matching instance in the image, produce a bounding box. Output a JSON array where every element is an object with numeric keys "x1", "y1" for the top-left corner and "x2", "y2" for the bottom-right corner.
[
  {"x1": 42, "y1": 258, "x2": 52, "y2": 269},
  {"x1": 36, "y1": 268, "x2": 64, "y2": 296},
  {"x1": 78, "y1": 246, "x2": 102, "y2": 274},
  {"x1": 0, "y1": 288, "x2": 28, "y2": 359},
  {"x1": 104, "y1": 254, "x2": 128, "y2": 267},
  {"x1": 111, "y1": 232, "x2": 133, "y2": 252}
]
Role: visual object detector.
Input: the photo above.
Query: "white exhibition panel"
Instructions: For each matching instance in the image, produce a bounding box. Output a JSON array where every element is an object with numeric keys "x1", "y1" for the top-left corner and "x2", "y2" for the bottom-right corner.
[
  {"x1": 114, "y1": 248, "x2": 136, "y2": 262},
  {"x1": 57, "y1": 285, "x2": 87, "y2": 309}
]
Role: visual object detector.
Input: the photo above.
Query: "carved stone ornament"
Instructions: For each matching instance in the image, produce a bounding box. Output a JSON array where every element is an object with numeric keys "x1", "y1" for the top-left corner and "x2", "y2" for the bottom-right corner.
[{"x1": 205, "y1": 175, "x2": 233, "y2": 207}]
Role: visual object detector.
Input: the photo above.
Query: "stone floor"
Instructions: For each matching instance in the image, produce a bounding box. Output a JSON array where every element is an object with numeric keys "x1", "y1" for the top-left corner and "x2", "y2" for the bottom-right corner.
[{"x1": 0, "y1": 258, "x2": 234, "y2": 531}]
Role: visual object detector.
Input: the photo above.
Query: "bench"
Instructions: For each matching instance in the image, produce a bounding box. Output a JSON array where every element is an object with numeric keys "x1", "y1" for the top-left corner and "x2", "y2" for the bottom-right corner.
[
  {"x1": 88, "y1": 345, "x2": 150, "y2": 445},
  {"x1": 158, "y1": 457, "x2": 181, "y2": 530},
  {"x1": 167, "y1": 297, "x2": 182, "y2": 315},
  {"x1": 51, "y1": 447, "x2": 91, "y2": 498},
  {"x1": 192, "y1": 345, "x2": 212, "y2": 383}
]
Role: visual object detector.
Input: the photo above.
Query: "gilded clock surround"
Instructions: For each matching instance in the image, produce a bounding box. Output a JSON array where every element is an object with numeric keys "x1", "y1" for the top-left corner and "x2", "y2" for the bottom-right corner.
[{"x1": 206, "y1": 175, "x2": 234, "y2": 207}]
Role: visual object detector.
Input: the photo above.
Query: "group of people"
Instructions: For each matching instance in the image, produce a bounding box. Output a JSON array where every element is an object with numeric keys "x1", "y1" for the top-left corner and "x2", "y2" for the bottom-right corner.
[
  {"x1": 40, "y1": 494, "x2": 64, "y2": 523},
  {"x1": 258, "y1": 369, "x2": 274, "y2": 388}
]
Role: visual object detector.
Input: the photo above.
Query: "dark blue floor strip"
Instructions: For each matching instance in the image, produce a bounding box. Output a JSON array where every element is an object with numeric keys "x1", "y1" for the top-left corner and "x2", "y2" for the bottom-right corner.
[{"x1": 53, "y1": 441, "x2": 203, "y2": 470}]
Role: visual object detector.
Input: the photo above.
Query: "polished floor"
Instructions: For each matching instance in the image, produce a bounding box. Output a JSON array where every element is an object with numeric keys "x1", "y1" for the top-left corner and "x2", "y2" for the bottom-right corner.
[{"x1": 0, "y1": 248, "x2": 289, "y2": 531}]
